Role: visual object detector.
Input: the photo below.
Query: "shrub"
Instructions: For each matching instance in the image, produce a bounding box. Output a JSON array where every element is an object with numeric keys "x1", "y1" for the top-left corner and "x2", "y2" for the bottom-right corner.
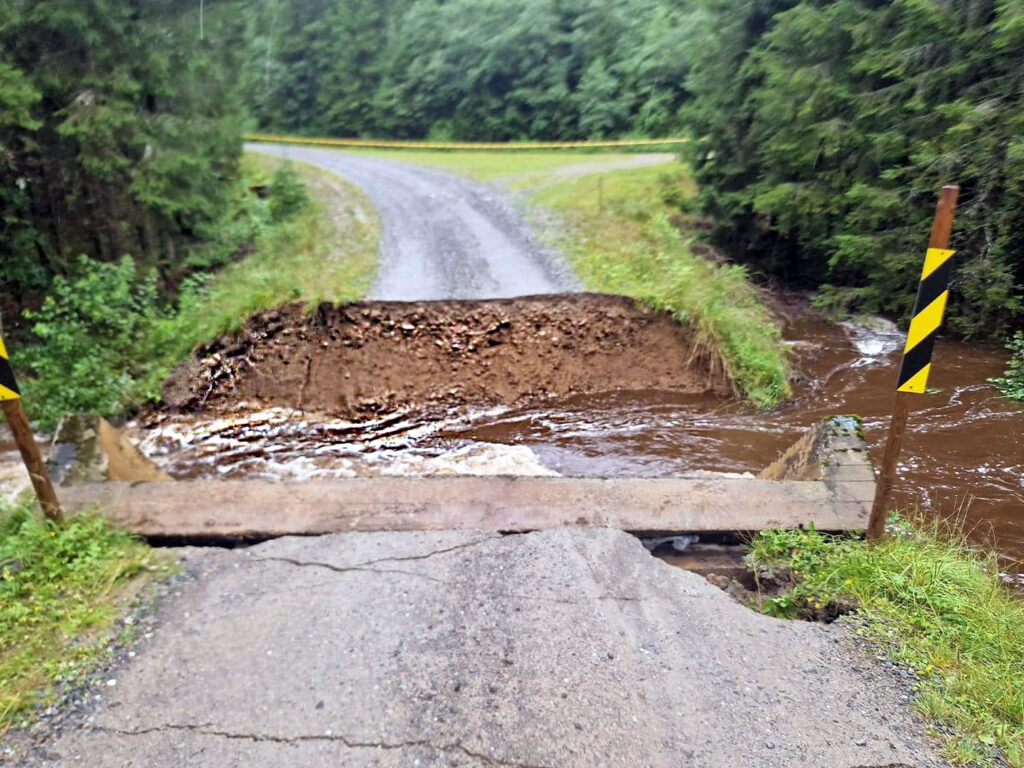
[
  {"x1": 989, "y1": 331, "x2": 1024, "y2": 401},
  {"x1": 267, "y1": 164, "x2": 311, "y2": 223},
  {"x1": 19, "y1": 256, "x2": 160, "y2": 429}
]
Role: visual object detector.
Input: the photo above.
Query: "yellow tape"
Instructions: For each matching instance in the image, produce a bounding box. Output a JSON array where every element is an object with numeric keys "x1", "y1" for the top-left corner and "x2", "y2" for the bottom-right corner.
[{"x1": 245, "y1": 133, "x2": 690, "y2": 150}]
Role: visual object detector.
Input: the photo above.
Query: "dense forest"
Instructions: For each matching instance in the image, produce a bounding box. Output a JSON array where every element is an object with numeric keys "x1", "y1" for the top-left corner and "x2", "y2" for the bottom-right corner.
[
  {"x1": 683, "y1": 0, "x2": 1024, "y2": 338},
  {"x1": 243, "y1": 0, "x2": 691, "y2": 141},
  {"x1": 0, "y1": 0, "x2": 249, "y2": 329},
  {"x1": 1, "y1": 0, "x2": 1022, "y2": 351}
]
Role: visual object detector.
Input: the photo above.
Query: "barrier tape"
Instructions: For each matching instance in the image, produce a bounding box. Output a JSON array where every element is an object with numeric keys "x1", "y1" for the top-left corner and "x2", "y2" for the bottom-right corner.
[
  {"x1": 896, "y1": 247, "x2": 956, "y2": 393},
  {"x1": 0, "y1": 335, "x2": 21, "y2": 402},
  {"x1": 245, "y1": 133, "x2": 690, "y2": 150}
]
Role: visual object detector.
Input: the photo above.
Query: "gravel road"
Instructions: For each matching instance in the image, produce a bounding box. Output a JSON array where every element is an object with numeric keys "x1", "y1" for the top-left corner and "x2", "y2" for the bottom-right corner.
[
  {"x1": 247, "y1": 144, "x2": 580, "y2": 300},
  {"x1": 8, "y1": 530, "x2": 945, "y2": 767}
]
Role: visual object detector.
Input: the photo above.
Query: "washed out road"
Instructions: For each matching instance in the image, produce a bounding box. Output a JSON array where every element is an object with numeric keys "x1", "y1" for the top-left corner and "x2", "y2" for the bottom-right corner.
[{"x1": 7, "y1": 149, "x2": 946, "y2": 767}]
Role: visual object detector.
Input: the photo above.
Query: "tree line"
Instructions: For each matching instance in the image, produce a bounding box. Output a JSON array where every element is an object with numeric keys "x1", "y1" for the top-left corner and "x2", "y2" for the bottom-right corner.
[
  {"x1": 1, "y1": 0, "x2": 1021, "y2": 350},
  {"x1": 681, "y1": 0, "x2": 1024, "y2": 338}
]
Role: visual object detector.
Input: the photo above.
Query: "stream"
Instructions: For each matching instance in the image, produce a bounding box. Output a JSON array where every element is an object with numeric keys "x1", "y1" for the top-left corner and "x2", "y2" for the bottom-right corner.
[{"x1": 2, "y1": 312, "x2": 1021, "y2": 574}]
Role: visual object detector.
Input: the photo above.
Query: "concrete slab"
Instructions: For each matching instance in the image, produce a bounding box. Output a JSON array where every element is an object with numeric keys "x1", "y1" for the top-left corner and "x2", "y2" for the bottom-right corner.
[
  {"x1": 16, "y1": 530, "x2": 943, "y2": 767},
  {"x1": 59, "y1": 476, "x2": 874, "y2": 538}
]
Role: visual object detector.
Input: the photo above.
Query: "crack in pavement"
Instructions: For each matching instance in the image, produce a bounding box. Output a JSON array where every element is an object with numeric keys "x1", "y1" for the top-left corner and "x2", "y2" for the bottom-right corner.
[
  {"x1": 314, "y1": 535, "x2": 501, "y2": 569},
  {"x1": 255, "y1": 555, "x2": 661, "y2": 606},
  {"x1": 96, "y1": 724, "x2": 553, "y2": 768}
]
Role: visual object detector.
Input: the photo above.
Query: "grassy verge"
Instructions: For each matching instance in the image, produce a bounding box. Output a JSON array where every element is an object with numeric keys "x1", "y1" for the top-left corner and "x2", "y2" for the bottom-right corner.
[
  {"x1": 179, "y1": 153, "x2": 377, "y2": 335},
  {"x1": 748, "y1": 520, "x2": 1023, "y2": 766},
  {"x1": 529, "y1": 163, "x2": 790, "y2": 407},
  {"x1": 0, "y1": 495, "x2": 161, "y2": 733}
]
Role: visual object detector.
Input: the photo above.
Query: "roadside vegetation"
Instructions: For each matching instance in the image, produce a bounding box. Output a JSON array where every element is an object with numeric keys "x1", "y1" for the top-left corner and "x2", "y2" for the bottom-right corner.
[
  {"x1": 0, "y1": 495, "x2": 159, "y2": 733},
  {"x1": 749, "y1": 520, "x2": 1024, "y2": 766},
  {"x1": 990, "y1": 332, "x2": 1024, "y2": 402},
  {"x1": 530, "y1": 162, "x2": 790, "y2": 408},
  {"x1": 17, "y1": 157, "x2": 378, "y2": 429}
]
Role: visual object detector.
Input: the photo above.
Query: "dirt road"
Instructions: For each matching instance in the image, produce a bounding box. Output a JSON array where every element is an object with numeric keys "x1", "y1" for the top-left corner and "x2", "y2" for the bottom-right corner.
[{"x1": 247, "y1": 143, "x2": 579, "y2": 300}]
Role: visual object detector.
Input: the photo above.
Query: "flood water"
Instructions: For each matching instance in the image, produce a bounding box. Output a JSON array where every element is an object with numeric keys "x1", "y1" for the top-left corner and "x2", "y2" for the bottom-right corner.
[
  {"x1": 3, "y1": 312, "x2": 1021, "y2": 572},
  {"x1": 444, "y1": 317, "x2": 1024, "y2": 569}
]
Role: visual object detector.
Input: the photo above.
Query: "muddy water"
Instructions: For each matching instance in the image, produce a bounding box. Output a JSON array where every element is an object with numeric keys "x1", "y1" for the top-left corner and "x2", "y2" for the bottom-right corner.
[
  {"x1": 4, "y1": 312, "x2": 1020, "y2": 571},
  {"x1": 443, "y1": 318, "x2": 1024, "y2": 568}
]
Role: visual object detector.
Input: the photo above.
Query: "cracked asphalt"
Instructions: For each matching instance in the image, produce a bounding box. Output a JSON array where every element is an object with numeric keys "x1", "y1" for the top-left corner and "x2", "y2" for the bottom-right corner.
[{"x1": 10, "y1": 530, "x2": 945, "y2": 767}]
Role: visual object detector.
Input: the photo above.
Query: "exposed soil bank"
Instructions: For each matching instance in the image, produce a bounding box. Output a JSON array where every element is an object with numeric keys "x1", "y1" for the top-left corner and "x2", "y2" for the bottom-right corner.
[{"x1": 162, "y1": 294, "x2": 720, "y2": 420}]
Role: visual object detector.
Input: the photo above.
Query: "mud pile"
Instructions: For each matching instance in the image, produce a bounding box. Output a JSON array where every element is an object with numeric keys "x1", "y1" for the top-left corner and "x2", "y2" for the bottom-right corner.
[{"x1": 162, "y1": 293, "x2": 721, "y2": 420}]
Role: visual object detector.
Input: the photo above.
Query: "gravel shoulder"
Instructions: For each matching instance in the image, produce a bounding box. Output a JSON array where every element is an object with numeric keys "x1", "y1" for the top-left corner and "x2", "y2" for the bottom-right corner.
[
  {"x1": 6, "y1": 530, "x2": 945, "y2": 768},
  {"x1": 246, "y1": 144, "x2": 580, "y2": 301}
]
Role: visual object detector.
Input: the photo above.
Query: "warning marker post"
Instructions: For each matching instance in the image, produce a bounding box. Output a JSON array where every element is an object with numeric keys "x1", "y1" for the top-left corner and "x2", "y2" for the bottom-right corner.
[
  {"x1": 867, "y1": 185, "x2": 959, "y2": 539},
  {"x1": 0, "y1": 333, "x2": 63, "y2": 524}
]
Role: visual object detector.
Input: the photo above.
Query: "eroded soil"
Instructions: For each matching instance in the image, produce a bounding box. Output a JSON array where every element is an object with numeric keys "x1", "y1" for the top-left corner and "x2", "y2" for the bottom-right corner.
[{"x1": 162, "y1": 294, "x2": 720, "y2": 421}]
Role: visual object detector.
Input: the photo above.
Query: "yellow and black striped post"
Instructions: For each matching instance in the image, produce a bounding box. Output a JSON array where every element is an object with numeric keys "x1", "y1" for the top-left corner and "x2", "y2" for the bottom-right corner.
[
  {"x1": 0, "y1": 333, "x2": 63, "y2": 523},
  {"x1": 0, "y1": 334, "x2": 22, "y2": 402},
  {"x1": 867, "y1": 185, "x2": 959, "y2": 539}
]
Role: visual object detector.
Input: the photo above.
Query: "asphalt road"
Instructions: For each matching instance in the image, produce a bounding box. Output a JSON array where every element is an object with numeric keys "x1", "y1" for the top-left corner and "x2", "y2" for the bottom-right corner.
[
  {"x1": 247, "y1": 144, "x2": 579, "y2": 300},
  {"x1": 12, "y1": 531, "x2": 944, "y2": 767}
]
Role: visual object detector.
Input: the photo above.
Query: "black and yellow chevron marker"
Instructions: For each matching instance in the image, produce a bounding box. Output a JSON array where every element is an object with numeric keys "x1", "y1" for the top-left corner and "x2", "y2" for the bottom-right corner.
[
  {"x1": 896, "y1": 247, "x2": 956, "y2": 393},
  {"x1": 0, "y1": 335, "x2": 21, "y2": 402}
]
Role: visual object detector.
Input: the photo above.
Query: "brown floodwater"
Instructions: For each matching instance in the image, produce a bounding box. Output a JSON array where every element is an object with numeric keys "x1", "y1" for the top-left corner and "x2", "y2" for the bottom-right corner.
[
  {"x1": 440, "y1": 317, "x2": 1024, "y2": 570},
  {"x1": 3, "y1": 312, "x2": 1021, "y2": 575}
]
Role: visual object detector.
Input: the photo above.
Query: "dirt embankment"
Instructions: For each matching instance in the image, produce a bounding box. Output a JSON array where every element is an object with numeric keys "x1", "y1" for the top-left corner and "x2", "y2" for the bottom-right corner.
[{"x1": 163, "y1": 294, "x2": 723, "y2": 420}]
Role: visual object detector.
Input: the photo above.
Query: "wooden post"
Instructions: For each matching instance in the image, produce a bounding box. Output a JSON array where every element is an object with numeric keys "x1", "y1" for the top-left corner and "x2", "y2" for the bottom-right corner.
[
  {"x1": 0, "y1": 328, "x2": 63, "y2": 524},
  {"x1": 867, "y1": 185, "x2": 959, "y2": 539},
  {"x1": 2, "y1": 399, "x2": 64, "y2": 524}
]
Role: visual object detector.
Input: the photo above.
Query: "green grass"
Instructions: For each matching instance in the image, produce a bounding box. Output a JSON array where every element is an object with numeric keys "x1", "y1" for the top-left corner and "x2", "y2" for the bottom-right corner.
[
  {"x1": 529, "y1": 163, "x2": 790, "y2": 407},
  {"x1": 748, "y1": 520, "x2": 1024, "y2": 766},
  {"x1": 0, "y1": 495, "x2": 160, "y2": 732},
  {"x1": 163, "y1": 152, "x2": 377, "y2": 343},
  {"x1": 134, "y1": 154, "x2": 380, "y2": 400}
]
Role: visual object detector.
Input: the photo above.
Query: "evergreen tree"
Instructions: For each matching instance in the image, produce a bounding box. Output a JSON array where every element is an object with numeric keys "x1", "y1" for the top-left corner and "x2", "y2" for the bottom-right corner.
[
  {"x1": 0, "y1": 0, "x2": 247, "y2": 330},
  {"x1": 684, "y1": 0, "x2": 1024, "y2": 336}
]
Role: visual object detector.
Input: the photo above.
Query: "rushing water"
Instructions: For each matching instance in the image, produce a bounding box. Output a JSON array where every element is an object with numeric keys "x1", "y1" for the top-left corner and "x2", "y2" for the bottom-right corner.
[
  {"x1": 442, "y1": 317, "x2": 1024, "y2": 569},
  {"x1": 3, "y1": 312, "x2": 1021, "y2": 571}
]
